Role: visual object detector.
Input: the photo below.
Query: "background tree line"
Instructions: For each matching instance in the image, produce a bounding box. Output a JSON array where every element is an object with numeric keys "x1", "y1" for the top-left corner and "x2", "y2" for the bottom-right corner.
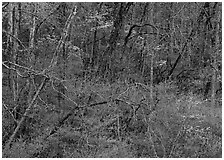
[{"x1": 2, "y1": 2, "x2": 222, "y2": 158}]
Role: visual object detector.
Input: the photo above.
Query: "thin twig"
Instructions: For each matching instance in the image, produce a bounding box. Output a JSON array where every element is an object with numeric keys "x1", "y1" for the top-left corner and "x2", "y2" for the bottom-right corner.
[
  {"x1": 48, "y1": 6, "x2": 77, "y2": 70},
  {"x1": 3, "y1": 62, "x2": 29, "y2": 78},
  {"x1": 2, "y1": 101, "x2": 18, "y2": 124},
  {"x1": 51, "y1": 80, "x2": 78, "y2": 106},
  {"x1": 3, "y1": 61, "x2": 42, "y2": 76},
  {"x1": 168, "y1": 116, "x2": 187, "y2": 158},
  {"x1": 2, "y1": 29, "x2": 26, "y2": 49}
]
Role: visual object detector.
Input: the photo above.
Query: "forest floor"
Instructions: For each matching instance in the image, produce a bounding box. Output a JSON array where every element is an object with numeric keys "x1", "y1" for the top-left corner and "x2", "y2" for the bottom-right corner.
[{"x1": 3, "y1": 80, "x2": 222, "y2": 158}]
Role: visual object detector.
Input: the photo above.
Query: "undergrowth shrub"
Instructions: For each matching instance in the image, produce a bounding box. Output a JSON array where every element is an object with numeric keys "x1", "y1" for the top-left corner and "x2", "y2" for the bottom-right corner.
[{"x1": 3, "y1": 80, "x2": 221, "y2": 158}]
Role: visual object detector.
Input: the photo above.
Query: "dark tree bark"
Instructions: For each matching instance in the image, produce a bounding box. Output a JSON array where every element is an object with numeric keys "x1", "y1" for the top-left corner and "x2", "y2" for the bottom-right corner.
[{"x1": 98, "y1": 2, "x2": 133, "y2": 81}]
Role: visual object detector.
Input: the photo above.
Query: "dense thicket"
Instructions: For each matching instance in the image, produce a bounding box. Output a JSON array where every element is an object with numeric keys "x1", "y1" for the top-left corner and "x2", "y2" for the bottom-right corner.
[{"x1": 2, "y1": 2, "x2": 222, "y2": 158}]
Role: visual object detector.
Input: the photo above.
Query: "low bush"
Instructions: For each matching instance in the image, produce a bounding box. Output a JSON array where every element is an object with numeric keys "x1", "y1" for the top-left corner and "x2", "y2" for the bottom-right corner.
[{"x1": 3, "y1": 81, "x2": 222, "y2": 158}]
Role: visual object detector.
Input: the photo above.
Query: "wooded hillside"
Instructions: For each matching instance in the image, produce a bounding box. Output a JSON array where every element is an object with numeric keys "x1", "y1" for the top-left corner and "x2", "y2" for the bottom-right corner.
[{"x1": 2, "y1": 2, "x2": 222, "y2": 158}]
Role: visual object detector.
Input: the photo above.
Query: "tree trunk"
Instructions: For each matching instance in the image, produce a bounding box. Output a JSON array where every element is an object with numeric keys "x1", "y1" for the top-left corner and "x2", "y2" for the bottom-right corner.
[
  {"x1": 149, "y1": 4, "x2": 154, "y2": 111},
  {"x1": 8, "y1": 3, "x2": 19, "y2": 102},
  {"x1": 91, "y1": 23, "x2": 97, "y2": 68},
  {"x1": 29, "y1": 3, "x2": 36, "y2": 66},
  {"x1": 98, "y1": 3, "x2": 132, "y2": 81},
  {"x1": 28, "y1": 2, "x2": 36, "y2": 105},
  {"x1": 7, "y1": 3, "x2": 20, "y2": 121},
  {"x1": 211, "y1": 10, "x2": 220, "y2": 108}
]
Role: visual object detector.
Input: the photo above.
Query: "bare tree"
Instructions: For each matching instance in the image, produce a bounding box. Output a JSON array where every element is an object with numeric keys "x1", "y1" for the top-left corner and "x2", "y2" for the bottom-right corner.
[
  {"x1": 8, "y1": 3, "x2": 19, "y2": 102},
  {"x1": 3, "y1": 5, "x2": 77, "y2": 154},
  {"x1": 211, "y1": 8, "x2": 220, "y2": 108}
]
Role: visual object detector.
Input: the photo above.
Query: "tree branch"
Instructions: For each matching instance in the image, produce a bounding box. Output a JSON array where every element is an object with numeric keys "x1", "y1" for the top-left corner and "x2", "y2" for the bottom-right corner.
[{"x1": 2, "y1": 29, "x2": 26, "y2": 49}]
